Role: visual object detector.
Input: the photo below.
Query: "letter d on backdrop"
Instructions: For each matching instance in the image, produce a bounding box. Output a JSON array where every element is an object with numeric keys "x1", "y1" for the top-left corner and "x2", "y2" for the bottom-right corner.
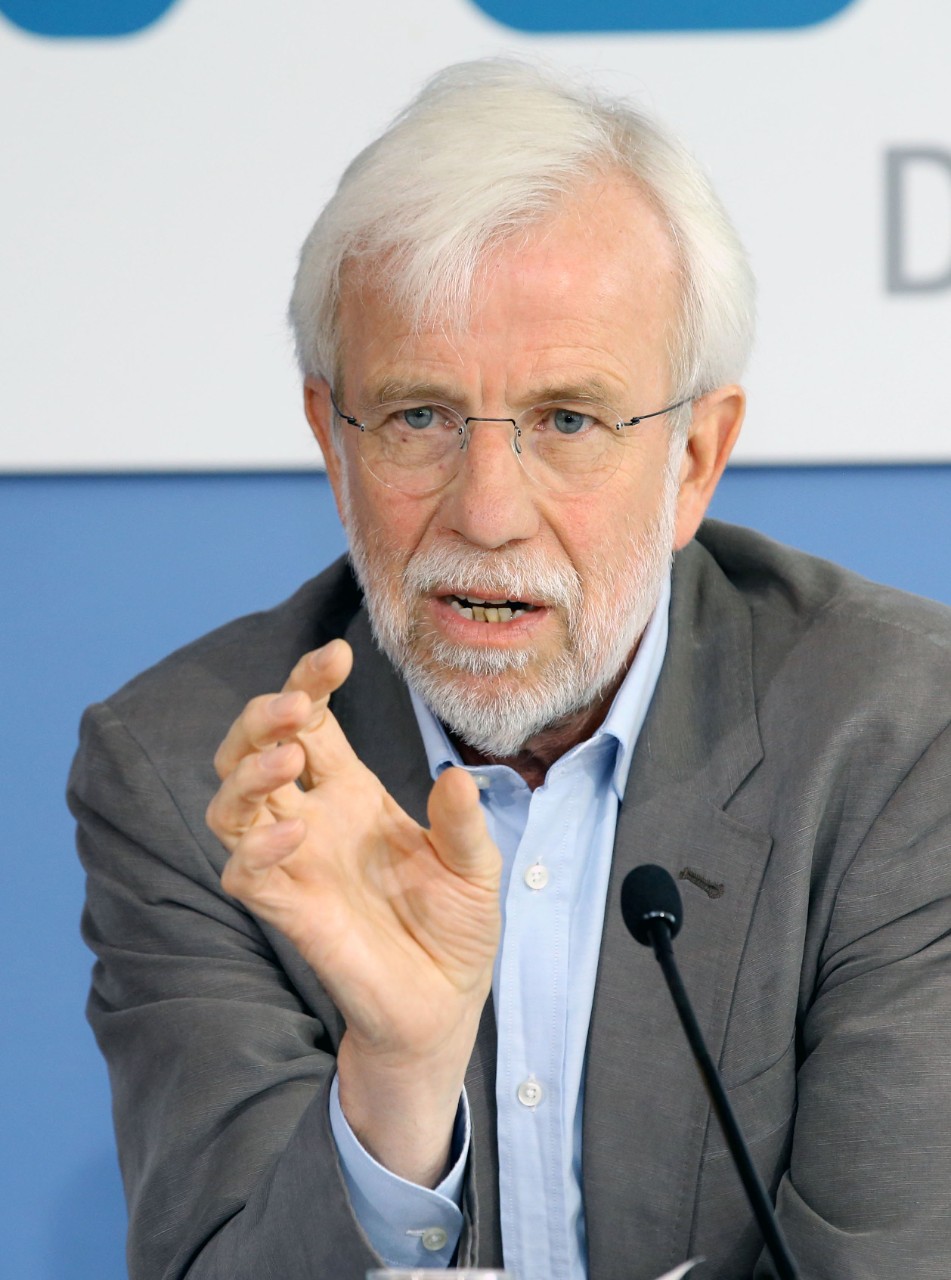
[{"x1": 886, "y1": 148, "x2": 951, "y2": 294}]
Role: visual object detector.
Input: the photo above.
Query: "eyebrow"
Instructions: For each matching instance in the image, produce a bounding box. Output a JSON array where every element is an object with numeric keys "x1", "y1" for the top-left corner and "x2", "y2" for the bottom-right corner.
[
  {"x1": 361, "y1": 375, "x2": 625, "y2": 409},
  {"x1": 526, "y1": 378, "x2": 622, "y2": 406},
  {"x1": 366, "y1": 378, "x2": 467, "y2": 407}
]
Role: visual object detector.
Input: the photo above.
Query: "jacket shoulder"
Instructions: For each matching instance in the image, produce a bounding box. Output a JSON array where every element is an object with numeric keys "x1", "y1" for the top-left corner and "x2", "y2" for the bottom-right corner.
[
  {"x1": 687, "y1": 521, "x2": 951, "y2": 796},
  {"x1": 695, "y1": 518, "x2": 951, "y2": 658},
  {"x1": 95, "y1": 555, "x2": 363, "y2": 755}
]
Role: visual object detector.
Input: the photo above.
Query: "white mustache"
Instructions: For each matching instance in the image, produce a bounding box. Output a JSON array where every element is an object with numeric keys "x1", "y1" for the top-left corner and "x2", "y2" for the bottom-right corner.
[{"x1": 403, "y1": 542, "x2": 582, "y2": 612}]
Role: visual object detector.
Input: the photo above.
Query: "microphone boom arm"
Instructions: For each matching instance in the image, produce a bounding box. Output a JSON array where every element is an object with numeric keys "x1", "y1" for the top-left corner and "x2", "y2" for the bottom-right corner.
[{"x1": 644, "y1": 918, "x2": 800, "y2": 1280}]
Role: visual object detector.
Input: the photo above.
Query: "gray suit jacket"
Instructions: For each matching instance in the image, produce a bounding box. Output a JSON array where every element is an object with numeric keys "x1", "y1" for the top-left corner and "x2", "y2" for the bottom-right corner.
[{"x1": 70, "y1": 520, "x2": 951, "y2": 1280}]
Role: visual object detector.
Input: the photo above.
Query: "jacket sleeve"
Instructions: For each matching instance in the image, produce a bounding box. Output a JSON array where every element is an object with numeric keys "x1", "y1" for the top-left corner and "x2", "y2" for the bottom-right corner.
[
  {"x1": 70, "y1": 698, "x2": 388, "y2": 1280},
  {"x1": 761, "y1": 720, "x2": 951, "y2": 1279}
]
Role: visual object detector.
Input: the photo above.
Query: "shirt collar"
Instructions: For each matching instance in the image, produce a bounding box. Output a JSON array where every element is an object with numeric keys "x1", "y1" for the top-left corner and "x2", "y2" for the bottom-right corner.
[{"x1": 408, "y1": 571, "x2": 671, "y2": 801}]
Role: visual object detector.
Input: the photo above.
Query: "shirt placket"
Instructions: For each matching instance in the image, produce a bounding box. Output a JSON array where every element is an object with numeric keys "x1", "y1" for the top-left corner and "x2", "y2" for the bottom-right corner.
[{"x1": 494, "y1": 750, "x2": 605, "y2": 1280}]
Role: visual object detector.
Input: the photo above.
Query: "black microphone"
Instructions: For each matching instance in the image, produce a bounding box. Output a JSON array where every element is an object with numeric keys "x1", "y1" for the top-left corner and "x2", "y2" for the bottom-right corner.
[
  {"x1": 620, "y1": 862, "x2": 683, "y2": 946},
  {"x1": 621, "y1": 864, "x2": 800, "y2": 1280}
]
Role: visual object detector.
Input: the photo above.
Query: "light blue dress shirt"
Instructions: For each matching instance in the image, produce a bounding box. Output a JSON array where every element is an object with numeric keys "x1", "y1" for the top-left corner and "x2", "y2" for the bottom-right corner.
[{"x1": 330, "y1": 575, "x2": 671, "y2": 1279}]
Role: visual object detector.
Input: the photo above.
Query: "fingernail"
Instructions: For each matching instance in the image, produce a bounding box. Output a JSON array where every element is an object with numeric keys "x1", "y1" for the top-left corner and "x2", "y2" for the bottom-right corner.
[
  {"x1": 270, "y1": 818, "x2": 304, "y2": 845},
  {"x1": 262, "y1": 742, "x2": 295, "y2": 769},
  {"x1": 270, "y1": 692, "x2": 302, "y2": 717},
  {"x1": 308, "y1": 641, "x2": 336, "y2": 670}
]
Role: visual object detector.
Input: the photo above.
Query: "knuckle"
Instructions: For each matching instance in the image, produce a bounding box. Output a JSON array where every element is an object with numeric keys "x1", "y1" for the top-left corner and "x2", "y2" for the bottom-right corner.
[
  {"x1": 220, "y1": 858, "x2": 244, "y2": 899},
  {"x1": 244, "y1": 748, "x2": 274, "y2": 785},
  {"x1": 205, "y1": 794, "x2": 222, "y2": 833},
  {"x1": 249, "y1": 694, "x2": 278, "y2": 734}
]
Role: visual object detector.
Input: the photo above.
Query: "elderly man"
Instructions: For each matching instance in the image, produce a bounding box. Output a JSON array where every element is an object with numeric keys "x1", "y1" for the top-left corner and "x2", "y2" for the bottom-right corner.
[{"x1": 71, "y1": 60, "x2": 951, "y2": 1280}]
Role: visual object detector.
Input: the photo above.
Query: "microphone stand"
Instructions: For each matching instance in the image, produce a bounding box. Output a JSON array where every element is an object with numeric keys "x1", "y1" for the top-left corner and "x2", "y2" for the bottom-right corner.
[{"x1": 645, "y1": 918, "x2": 800, "y2": 1280}]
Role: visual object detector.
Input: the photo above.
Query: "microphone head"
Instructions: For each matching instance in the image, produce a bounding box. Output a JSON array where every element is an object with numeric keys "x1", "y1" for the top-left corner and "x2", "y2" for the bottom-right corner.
[{"x1": 621, "y1": 864, "x2": 684, "y2": 946}]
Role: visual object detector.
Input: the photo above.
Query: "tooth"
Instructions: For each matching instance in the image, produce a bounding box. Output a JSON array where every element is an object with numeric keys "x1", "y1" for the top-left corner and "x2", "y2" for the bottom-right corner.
[
  {"x1": 485, "y1": 607, "x2": 500, "y2": 622},
  {"x1": 461, "y1": 607, "x2": 473, "y2": 619},
  {"x1": 498, "y1": 607, "x2": 513, "y2": 621},
  {"x1": 449, "y1": 599, "x2": 462, "y2": 613},
  {"x1": 467, "y1": 596, "x2": 485, "y2": 605},
  {"x1": 472, "y1": 606, "x2": 486, "y2": 621}
]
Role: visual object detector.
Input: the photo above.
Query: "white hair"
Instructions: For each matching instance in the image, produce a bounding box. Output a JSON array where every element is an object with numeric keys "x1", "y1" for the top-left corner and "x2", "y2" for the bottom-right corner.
[{"x1": 288, "y1": 58, "x2": 755, "y2": 407}]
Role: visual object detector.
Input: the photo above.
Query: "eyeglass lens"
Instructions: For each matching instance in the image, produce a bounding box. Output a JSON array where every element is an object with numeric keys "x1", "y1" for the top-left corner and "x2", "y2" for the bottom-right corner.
[{"x1": 352, "y1": 401, "x2": 642, "y2": 495}]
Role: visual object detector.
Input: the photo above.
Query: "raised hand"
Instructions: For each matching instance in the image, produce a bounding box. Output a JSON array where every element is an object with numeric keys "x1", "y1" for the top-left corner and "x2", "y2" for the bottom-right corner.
[{"x1": 206, "y1": 638, "x2": 502, "y2": 1184}]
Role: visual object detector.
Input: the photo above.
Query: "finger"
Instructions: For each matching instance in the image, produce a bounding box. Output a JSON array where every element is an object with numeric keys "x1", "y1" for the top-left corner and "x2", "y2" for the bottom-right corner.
[
  {"x1": 427, "y1": 768, "x2": 500, "y2": 886},
  {"x1": 288, "y1": 643, "x2": 367, "y2": 785},
  {"x1": 213, "y1": 641, "x2": 352, "y2": 780},
  {"x1": 221, "y1": 818, "x2": 306, "y2": 901},
  {"x1": 207, "y1": 741, "x2": 305, "y2": 847},
  {"x1": 283, "y1": 638, "x2": 353, "y2": 708},
  {"x1": 214, "y1": 689, "x2": 313, "y2": 780}
]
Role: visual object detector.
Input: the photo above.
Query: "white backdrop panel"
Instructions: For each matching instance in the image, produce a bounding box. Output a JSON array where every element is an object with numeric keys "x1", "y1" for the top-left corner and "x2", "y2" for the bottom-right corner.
[{"x1": 1, "y1": 0, "x2": 949, "y2": 470}]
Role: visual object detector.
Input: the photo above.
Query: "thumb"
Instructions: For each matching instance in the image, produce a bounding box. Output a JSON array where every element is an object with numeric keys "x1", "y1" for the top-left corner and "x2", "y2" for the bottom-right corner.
[{"x1": 427, "y1": 768, "x2": 500, "y2": 888}]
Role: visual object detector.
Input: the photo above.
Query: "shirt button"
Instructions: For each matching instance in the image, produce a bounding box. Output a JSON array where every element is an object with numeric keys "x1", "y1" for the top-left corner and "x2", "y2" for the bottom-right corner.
[
  {"x1": 421, "y1": 1226, "x2": 449, "y2": 1251},
  {"x1": 524, "y1": 862, "x2": 549, "y2": 890},
  {"x1": 470, "y1": 772, "x2": 491, "y2": 790},
  {"x1": 517, "y1": 1075, "x2": 544, "y2": 1108}
]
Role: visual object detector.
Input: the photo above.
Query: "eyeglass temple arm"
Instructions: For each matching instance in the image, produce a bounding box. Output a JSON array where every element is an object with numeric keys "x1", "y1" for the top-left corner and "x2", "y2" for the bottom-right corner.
[
  {"x1": 328, "y1": 387, "x2": 364, "y2": 431},
  {"x1": 621, "y1": 397, "x2": 692, "y2": 428}
]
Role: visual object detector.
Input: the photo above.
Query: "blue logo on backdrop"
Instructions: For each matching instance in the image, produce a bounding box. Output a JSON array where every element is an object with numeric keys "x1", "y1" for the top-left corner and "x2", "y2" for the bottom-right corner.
[
  {"x1": 1, "y1": 0, "x2": 180, "y2": 37},
  {"x1": 470, "y1": 0, "x2": 860, "y2": 32}
]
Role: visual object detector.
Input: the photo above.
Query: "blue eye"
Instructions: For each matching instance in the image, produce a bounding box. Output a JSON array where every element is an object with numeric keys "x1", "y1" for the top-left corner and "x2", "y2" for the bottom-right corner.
[
  {"x1": 401, "y1": 407, "x2": 434, "y2": 430},
  {"x1": 552, "y1": 408, "x2": 592, "y2": 434}
]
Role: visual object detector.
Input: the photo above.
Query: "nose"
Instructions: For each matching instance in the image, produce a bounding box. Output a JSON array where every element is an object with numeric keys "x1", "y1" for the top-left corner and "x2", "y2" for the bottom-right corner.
[{"x1": 440, "y1": 418, "x2": 540, "y2": 549}]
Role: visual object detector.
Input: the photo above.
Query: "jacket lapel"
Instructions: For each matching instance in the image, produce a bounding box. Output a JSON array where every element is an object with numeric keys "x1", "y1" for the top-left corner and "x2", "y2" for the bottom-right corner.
[
  {"x1": 333, "y1": 608, "x2": 432, "y2": 826},
  {"x1": 583, "y1": 539, "x2": 772, "y2": 1280}
]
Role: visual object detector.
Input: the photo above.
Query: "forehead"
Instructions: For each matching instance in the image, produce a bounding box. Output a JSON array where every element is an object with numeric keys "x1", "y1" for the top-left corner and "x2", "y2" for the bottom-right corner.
[{"x1": 336, "y1": 173, "x2": 681, "y2": 400}]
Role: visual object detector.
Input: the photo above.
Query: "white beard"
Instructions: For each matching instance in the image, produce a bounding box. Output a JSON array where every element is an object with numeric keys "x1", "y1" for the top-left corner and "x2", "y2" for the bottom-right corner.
[{"x1": 343, "y1": 448, "x2": 681, "y2": 758}]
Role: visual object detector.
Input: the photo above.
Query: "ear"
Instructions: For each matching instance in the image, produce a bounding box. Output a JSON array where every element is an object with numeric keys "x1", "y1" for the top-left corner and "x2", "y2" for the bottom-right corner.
[
  {"x1": 672, "y1": 386, "x2": 745, "y2": 550},
  {"x1": 303, "y1": 377, "x2": 349, "y2": 526}
]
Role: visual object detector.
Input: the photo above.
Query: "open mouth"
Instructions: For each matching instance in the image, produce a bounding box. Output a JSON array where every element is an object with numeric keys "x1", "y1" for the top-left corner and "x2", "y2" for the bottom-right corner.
[{"x1": 445, "y1": 593, "x2": 539, "y2": 623}]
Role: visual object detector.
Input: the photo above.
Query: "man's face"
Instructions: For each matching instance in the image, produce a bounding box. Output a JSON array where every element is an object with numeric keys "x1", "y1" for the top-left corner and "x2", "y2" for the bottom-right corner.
[{"x1": 308, "y1": 174, "x2": 738, "y2": 757}]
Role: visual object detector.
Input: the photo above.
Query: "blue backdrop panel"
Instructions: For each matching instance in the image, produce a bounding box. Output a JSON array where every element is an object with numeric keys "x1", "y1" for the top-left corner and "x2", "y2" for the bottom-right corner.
[
  {"x1": 470, "y1": 0, "x2": 860, "y2": 33},
  {"x1": 2, "y1": 466, "x2": 949, "y2": 1279},
  {"x1": 0, "y1": 0, "x2": 182, "y2": 37}
]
